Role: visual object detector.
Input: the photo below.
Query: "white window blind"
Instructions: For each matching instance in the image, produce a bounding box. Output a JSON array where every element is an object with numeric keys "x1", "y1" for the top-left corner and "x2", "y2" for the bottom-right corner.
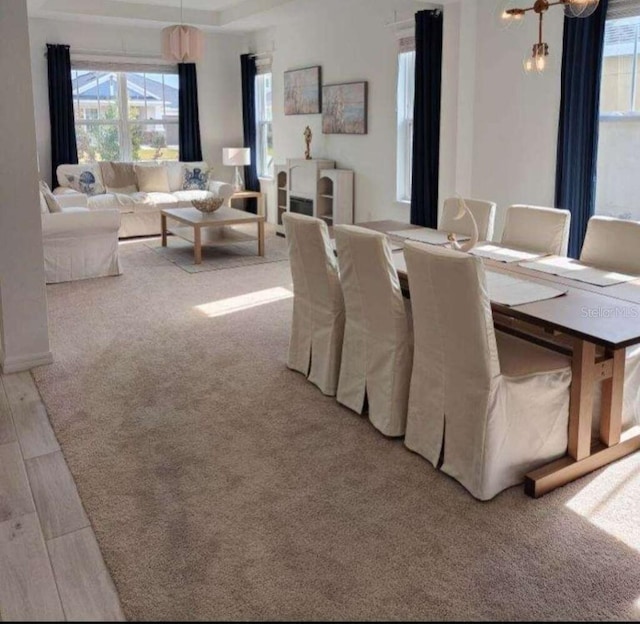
[
  {"x1": 71, "y1": 60, "x2": 177, "y2": 74},
  {"x1": 255, "y1": 56, "x2": 272, "y2": 75},
  {"x1": 608, "y1": 0, "x2": 640, "y2": 19},
  {"x1": 398, "y1": 35, "x2": 416, "y2": 54}
]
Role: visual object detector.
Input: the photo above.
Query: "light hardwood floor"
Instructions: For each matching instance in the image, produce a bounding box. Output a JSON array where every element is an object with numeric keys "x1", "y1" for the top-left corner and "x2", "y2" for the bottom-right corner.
[{"x1": 0, "y1": 372, "x2": 124, "y2": 621}]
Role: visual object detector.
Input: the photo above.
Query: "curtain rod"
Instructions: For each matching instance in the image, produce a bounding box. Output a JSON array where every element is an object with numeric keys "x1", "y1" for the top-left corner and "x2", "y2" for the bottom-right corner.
[{"x1": 384, "y1": 6, "x2": 441, "y2": 28}]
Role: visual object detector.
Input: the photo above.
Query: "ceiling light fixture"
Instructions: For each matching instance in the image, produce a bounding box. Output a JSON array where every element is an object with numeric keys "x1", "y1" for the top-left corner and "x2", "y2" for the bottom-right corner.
[
  {"x1": 501, "y1": 0, "x2": 600, "y2": 74},
  {"x1": 162, "y1": 0, "x2": 204, "y2": 63}
]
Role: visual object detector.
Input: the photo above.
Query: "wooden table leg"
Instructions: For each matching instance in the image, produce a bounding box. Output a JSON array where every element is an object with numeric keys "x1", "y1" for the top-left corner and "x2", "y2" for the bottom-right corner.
[
  {"x1": 600, "y1": 348, "x2": 626, "y2": 447},
  {"x1": 568, "y1": 339, "x2": 596, "y2": 461},
  {"x1": 258, "y1": 220, "x2": 265, "y2": 257},
  {"x1": 161, "y1": 214, "x2": 167, "y2": 247},
  {"x1": 525, "y1": 341, "x2": 631, "y2": 498},
  {"x1": 194, "y1": 226, "x2": 202, "y2": 265},
  {"x1": 259, "y1": 194, "x2": 266, "y2": 218}
]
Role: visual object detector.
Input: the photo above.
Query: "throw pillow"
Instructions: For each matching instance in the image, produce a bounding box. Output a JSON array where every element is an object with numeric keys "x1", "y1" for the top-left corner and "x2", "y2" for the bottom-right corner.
[
  {"x1": 182, "y1": 166, "x2": 209, "y2": 191},
  {"x1": 39, "y1": 181, "x2": 62, "y2": 213},
  {"x1": 64, "y1": 168, "x2": 101, "y2": 196},
  {"x1": 100, "y1": 162, "x2": 137, "y2": 192},
  {"x1": 39, "y1": 186, "x2": 49, "y2": 214},
  {"x1": 135, "y1": 165, "x2": 171, "y2": 193}
]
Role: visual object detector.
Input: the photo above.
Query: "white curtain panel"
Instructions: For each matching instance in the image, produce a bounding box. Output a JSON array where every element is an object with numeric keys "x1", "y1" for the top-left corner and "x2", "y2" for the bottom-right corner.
[
  {"x1": 501, "y1": 205, "x2": 571, "y2": 256},
  {"x1": 439, "y1": 197, "x2": 497, "y2": 242},
  {"x1": 334, "y1": 225, "x2": 413, "y2": 437},
  {"x1": 580, "y1": 216, "x2": 640, "y2": 275},
  {"x1": 403, "y1": 242, "x2": 571, "y2": 500},
  {"x1": 283, "y1": 213, "x2": 345, "y2": 396}
]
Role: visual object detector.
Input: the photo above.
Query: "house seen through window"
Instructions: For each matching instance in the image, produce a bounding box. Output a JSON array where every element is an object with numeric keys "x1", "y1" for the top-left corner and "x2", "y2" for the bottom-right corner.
[
  {"x1": 71, "y1": 68, "x2": 179, "y2": 163},
  {"x1": 596, "y1": 11, "x2": 640, "y2": 221}
]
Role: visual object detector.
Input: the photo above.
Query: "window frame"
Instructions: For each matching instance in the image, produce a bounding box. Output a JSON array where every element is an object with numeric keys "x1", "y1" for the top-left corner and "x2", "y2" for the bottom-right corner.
[
  {"x1": 71, "y1": 67, "x2": 179, "y2": 163},
  {"x1": 396, "y1": 49, "x2": 415, "y2": 203}
]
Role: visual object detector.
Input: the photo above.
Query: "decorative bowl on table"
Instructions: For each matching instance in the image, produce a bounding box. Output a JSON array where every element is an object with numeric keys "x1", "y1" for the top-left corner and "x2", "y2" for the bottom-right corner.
[{"x1": 192, "y1": 196, "x2": 224, "y2": 213}]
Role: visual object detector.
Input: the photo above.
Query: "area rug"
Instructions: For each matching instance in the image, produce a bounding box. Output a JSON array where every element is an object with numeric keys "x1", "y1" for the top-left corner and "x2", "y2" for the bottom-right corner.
[
  {"x1": 145, "y1": 229, "x2": 288, "y2": 273},
  {"x1": 33, "y1": 240, "x2": 640, "y2": 621}
]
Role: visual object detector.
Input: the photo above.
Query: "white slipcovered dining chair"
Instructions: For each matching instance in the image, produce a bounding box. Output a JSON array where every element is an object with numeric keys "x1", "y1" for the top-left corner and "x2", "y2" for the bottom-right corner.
[
  {"x1": 581, "y1": 216, "x2": 640, "y2": 433},
  {"x1": 581, "y1": 216, "x2": 640, "y2": 275},
  {"x1": 283, "y1": 213, "x2": 345, "y2": 396},
  {"x1": 501, "y1": 205, "x2": 571, "y2": 256},
  {"x1": 403, "y1": 241, "x2": 572, "y2": 500},
  {"x1": 440, "y1": 197, "x2": 497, "y2": 241},
  {"x1": 334, "y1": 225, "x2": 413, "y2": 437}
]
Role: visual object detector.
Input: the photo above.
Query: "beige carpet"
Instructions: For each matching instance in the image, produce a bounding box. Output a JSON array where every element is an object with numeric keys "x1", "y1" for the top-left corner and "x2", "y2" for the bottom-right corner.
[
  {"x1": 33, "y1": 238, "x2": 640, "y2": 621},
  {"x1": 145, "y1": 231, "x2": 289, "y2": 273}
]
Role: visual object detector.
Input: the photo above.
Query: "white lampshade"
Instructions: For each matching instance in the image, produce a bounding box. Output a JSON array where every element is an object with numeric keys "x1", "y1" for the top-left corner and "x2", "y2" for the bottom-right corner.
[
  {"x1": 161, "y1": 25, "x2": 204, "y2": 63},
  {"x1": 222, "y1": 148, "x2": 251, "y2": 167}
]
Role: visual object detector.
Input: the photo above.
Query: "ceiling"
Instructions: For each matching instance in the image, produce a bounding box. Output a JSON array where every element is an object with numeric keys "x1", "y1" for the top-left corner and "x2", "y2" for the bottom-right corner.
[
  {"x1": 28, "y1": 0, "x2": 447, "y2": 34},
  {"x1": 26, "y1": 0, "x2": 304, "y2": 33}
]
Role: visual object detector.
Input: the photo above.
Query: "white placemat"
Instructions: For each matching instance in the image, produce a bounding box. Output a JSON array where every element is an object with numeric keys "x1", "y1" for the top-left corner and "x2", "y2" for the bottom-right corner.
[
  {"x1": 519, "y1": 256, "x2": 579, "y2": 275},
  {"x1": 330, "y1": 239, "x2": 404, "y2": 253},
  {"x1": 486, "y1": 271, "x2": 568, "y2": 307},
  {"x1": 520, "y1": 257, "x2": 637, "y2": 287},
  {"x1": 470, "y1": 244, "x2": 544, "y2": 263},
  {"x1": 388, "y1": 228, "x2": 469, "y2": 246}
]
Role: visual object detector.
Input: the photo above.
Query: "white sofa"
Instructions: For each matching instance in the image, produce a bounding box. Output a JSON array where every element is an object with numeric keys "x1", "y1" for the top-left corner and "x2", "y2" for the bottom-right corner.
[
  {"x1": 41, "y1": 191, "x2": 121, "y2": 284},
  {"x1": 53, "y1": 161, "x2": 234, "y2": 238}
]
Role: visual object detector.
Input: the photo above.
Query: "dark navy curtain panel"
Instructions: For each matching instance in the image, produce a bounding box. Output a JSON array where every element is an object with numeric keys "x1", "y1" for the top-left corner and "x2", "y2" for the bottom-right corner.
[
  {"x1": 47, "y1": 44, "x2": 78, "y2": 187},
  {"x1": 178, "y1": 63, "x2": 203, "y2": 162},
  {"x1": 410, "y1": 9, "x2": 443, "y2": 228},
  {"x1": 555, "y1": 0, "x2": 609, "y2": 258},
  {"x1": 241, "y1": 53, "x2": 260, "y2": 213}
]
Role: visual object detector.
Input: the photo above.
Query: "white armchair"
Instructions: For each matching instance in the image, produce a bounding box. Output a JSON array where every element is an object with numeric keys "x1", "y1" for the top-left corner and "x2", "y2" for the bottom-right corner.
[{"x1": 42, "y1": 192, "x2": 122, "y2": 284}]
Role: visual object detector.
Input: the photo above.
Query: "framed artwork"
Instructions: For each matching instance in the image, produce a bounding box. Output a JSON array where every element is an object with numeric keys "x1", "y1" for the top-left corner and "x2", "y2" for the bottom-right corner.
[
  {"x1": 322, "y1": 81, "x2": 368, "y2": 135},
  {"x1": 284, "y1": 66, "x2": 322, "y2": 115}
]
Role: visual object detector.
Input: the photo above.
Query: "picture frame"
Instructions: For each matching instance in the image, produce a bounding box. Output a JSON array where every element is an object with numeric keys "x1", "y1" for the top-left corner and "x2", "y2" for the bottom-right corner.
[
  {"x1": 322, "y1": 81, "x2": 368, "y2": 135},
  {"x1": 284, "y1": 65, "x2": 322, "y2": 115}
]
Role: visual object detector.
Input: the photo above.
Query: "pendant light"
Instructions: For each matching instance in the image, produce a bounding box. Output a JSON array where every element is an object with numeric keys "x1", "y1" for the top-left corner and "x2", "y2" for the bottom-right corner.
[
  {"x1": 500, "y1": 0, "x2": 600, "y2": 73},
  {"x1": 162, "y1": 0, "x2": 204, "y2": 63}
]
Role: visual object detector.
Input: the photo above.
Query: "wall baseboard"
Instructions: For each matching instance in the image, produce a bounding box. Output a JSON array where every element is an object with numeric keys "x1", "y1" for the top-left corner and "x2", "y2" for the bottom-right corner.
[{"x1": 1, "y1": 350, "x2": 53, "y2": 374}]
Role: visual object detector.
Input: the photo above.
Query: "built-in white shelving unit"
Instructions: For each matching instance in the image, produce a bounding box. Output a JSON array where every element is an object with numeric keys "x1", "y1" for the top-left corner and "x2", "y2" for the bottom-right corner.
[{"x1": 275, "y1": 159, "x2": 354, "y2": 235}]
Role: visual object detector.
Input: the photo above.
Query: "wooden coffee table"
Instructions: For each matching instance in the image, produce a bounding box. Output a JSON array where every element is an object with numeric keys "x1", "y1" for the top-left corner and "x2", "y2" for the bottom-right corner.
[{"x1": 161, "y1": 206, "x2": 265, "y2": 265}]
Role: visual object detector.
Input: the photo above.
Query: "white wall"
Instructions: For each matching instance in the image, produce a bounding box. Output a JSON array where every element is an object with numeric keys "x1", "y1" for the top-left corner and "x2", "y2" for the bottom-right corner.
[
  {"x1": 0, "y1": 0, "x2": 51, "y2": 373},
  {"x1": 251, "y1": 0, "x2": 565, "y2": 234},
  {"x1": 28, "y1": 18, "x2": 246, "y2": 186},
  {"x1": 251, "y1": 0, "x2": 434, "y2": 224},
  {"x1": 469, "y1": 0, "x2": 564, "y2": 237}
]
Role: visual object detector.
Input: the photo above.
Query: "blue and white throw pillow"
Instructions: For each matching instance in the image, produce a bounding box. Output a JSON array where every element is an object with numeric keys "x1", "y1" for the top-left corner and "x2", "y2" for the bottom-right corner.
[
  {"x1": 182, "y1": 167, "x2": 209, "y2": 191},
  {"x1": 65, "y1": 170, "x2": 99, "y2": 196}
]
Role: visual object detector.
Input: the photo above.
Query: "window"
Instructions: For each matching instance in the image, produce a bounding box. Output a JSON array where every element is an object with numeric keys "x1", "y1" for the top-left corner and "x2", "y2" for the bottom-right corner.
[
  {"x1": 255, "y1": 72, "x2": 273, "y2": 178},
  {"x1": 596, "y1": 4, "x2": 640, "y2": 222},
  {"x1": 71, "y1": 68, "x2": 179, "y2": 163},
  {"x1": 396, "y1": 48, "x2": 415, "y2": 202}
]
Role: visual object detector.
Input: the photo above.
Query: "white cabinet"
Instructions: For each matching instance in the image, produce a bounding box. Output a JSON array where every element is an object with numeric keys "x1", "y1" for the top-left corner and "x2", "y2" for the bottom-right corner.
[
  {"x1": 276, "y1": 158, "x2": 354, "y2": 235},
  {"x1": 318, "y1": 169, "x2": 354, "y2": 226}
]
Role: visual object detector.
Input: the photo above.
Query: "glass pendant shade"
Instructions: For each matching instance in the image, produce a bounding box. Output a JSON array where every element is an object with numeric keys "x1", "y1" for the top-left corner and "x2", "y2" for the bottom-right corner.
[
  {"x1": 564, "y1": 0, "x2": 600, "y2": 18},
  {"x1": 162, "y1": 25, "x2": 204, "y2": 62}
]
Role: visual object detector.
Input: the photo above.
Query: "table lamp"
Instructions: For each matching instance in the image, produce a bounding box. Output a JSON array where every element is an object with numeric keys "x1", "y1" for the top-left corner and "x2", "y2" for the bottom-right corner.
[{"x1": 223, "y1": 148, "x2": 251, "y2": 192}]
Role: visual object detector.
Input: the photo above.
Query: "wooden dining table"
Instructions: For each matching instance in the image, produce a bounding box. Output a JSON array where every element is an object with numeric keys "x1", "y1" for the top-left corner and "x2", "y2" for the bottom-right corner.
[{"x1": 356, "y1": 220, "x2": 640, "y2": 498}]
